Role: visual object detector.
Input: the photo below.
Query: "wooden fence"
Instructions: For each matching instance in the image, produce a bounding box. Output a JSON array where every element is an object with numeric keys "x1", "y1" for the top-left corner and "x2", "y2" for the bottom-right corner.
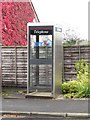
[
  {"x1": 1, "y1": 46, "x2": 27, "y2": 87},
  {"x1": 1, "y1": 46, "x2": 90, "y2": 87},
  {"x1": 63, "y1": 46, "x2": 89, "y2": 81}
]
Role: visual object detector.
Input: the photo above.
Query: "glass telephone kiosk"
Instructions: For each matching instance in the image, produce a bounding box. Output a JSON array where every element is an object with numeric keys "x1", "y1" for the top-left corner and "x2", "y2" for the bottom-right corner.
[{"x1": 27, "y1": 23, "x2": 63, "y2": 98}]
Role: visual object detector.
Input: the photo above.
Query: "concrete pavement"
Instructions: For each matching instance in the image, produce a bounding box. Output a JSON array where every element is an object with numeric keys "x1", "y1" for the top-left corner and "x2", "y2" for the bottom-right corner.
[
  {"x1": 1, "y1": 88, "x2": 90, "y2": 119},
  {"x1": 2, "y1": 97, "x2": 89, "y2": 113}
]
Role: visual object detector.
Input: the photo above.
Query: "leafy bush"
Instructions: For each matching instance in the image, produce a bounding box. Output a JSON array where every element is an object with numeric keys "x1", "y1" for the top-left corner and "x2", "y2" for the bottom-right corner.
[
  {"x1": 62, "y1": 80, "x2": 78, "y2": 94},
  {"x1": 77, "y1": 79, "x2": 90, "y2": 97},
  {"x1": 62, "y1": 59, "x2": 90, "y2": 98},
  {"x1": 75, "y1": 59, "x2": 89, "y2": 82},
  {"x1": 62, "y1": 82, "x2": 69, "y2": 94}
]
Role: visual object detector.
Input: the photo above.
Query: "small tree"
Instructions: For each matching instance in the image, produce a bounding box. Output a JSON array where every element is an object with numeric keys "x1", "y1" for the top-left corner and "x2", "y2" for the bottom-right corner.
[{"x1": 63, "y1": 28, "x2": 80, "y2": 46}]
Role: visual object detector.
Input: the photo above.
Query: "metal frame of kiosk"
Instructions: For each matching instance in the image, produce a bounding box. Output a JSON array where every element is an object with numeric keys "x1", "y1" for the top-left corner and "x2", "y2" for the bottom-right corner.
[{"x1": 27, "y1": 23, "x2": 63, "y2": 98}]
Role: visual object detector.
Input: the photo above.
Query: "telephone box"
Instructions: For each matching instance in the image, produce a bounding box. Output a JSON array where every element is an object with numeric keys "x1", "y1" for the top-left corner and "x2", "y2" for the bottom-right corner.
[{"x1": 27, "y1": 23, "x2": 63, "y2": 98}]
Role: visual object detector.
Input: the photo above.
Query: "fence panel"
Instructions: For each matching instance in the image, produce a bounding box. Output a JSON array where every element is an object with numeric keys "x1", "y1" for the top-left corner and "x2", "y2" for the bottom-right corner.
[
  {"x1": 1, "y1": 46, "x2": 89, "y2": 87},
  {"x1": 1, "y1": 47, "x2": 27, "y2": 87},
  {"x1": 63, "y1": 46, "x2": 89, "y2": 81},
  {"x1": 1, "y1": 47, "x2": 16, "y2": 85}
]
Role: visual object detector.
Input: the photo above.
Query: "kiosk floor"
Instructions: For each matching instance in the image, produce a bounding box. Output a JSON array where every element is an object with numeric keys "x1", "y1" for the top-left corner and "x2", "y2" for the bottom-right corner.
[{"x1": 25, "y1": 91, "x2": 53, "y2": 99}]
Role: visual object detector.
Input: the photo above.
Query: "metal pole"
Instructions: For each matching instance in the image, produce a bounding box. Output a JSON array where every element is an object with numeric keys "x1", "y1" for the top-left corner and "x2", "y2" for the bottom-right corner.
[{"x1": 36, "y1": 35, "x2": 39, "y2": 86}]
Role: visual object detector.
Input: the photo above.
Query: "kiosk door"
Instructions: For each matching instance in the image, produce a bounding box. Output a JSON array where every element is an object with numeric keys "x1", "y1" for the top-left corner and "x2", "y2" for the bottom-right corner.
[{"x1": 29, "y1": 26, "x2": 53, "y2": 91}]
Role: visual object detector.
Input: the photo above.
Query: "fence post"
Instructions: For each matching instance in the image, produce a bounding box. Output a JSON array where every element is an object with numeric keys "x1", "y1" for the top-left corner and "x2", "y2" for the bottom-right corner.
[
  {"x1": 78, "y1": 43, "x2": 81, "y2": 60},
  {"x1": 15, "y1": 46, "x2": 17, "y2": 85},
  {"x1": 62, "y1": 46, "x2": 65, "y2": 82}
]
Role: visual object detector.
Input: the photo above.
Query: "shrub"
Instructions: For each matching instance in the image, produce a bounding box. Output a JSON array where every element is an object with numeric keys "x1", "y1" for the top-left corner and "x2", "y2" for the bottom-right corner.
[
  {"x1": 62, "y1": 59, "x2": 90, "y2": 98},
  {"x1": 62, "y1": 82, "x2": 69, "y2": 94},
  {"x1": 77, "y1": 79, "x2": 90, "y2": 97},
  {"x1": 75, "y1": 59, "x2": 89, "y2": 82},
  {"x1": 62, "y1": 80, "x2": 78, "y2": 94}
]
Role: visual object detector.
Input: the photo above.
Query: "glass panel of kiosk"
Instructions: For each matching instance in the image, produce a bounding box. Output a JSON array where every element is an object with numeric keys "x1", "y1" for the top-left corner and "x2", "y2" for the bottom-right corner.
[{"x1": 29, "y1": 26, "x2": 53, "y2": 92}]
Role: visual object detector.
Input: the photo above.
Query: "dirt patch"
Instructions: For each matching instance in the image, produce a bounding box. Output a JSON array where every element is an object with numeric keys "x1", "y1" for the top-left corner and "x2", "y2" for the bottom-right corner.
[{"x1": 2, "y1": 87, "x2": 27, "y2": 98}]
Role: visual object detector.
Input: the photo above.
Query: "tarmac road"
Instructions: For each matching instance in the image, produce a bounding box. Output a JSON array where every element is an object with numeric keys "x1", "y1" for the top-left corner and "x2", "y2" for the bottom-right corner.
[{"x1": 2, "y1": 98, "x2": 89, "y2": 113}]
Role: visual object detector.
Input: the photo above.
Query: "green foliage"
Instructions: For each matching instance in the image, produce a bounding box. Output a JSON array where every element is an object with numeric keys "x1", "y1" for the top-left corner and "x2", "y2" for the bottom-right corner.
[
  {"x1": 62, "y1": 59, "x2": 90, "y2": 98},
  {"x1": 62, "y1": 80, "x2": 78, "y2": 94},
  {"x1": 75, "y1": 59, "x2": 89, "y2": 82},
  {"x1": 64, "y1": 93, "x2": 76, "y2": 98},
  {"x1": 62, "y1": 82, "x2": 69, "y2": 94}
]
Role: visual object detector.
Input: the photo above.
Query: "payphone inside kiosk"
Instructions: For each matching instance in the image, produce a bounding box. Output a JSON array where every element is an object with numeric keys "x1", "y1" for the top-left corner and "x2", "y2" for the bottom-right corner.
[{"x1": 27, "y1": 23, "x2": 63, "y2": 98}]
